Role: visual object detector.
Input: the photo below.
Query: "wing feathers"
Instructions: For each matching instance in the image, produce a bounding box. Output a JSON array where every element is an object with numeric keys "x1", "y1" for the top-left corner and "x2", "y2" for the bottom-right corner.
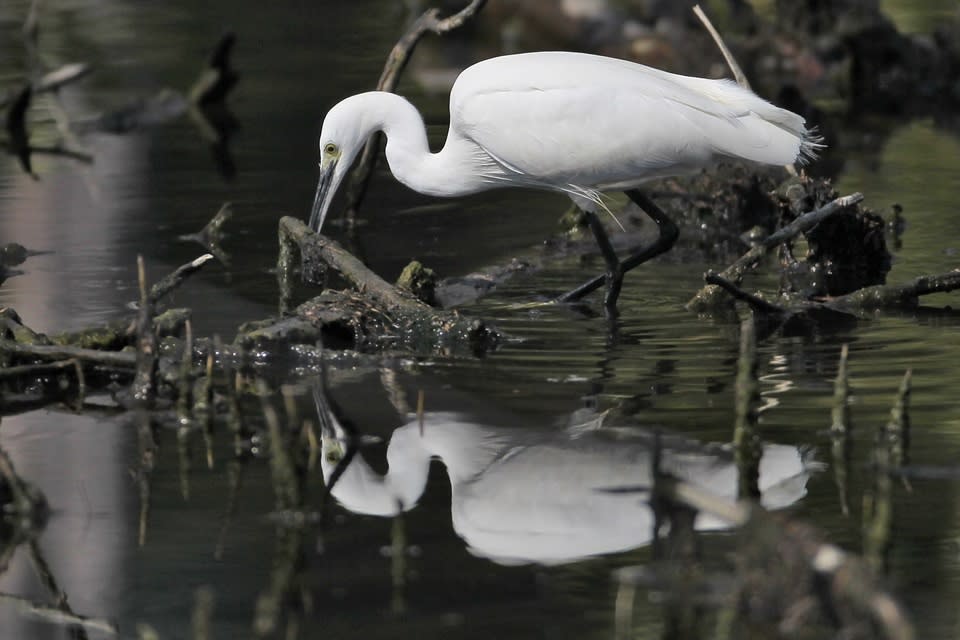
[{"x1": 448, "y1": 52, "x2": 819, "y2": 188}]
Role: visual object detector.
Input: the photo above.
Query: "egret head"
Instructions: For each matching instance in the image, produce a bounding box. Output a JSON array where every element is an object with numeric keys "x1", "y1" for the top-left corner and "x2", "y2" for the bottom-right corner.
[{"x1": 309, "y1": 95, "x2": 378, "y2": 232}]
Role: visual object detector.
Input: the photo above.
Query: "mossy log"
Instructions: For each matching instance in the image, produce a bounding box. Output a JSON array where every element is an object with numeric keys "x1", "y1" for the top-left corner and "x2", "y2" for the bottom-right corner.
[{"x1": 253, "y1": 217, "x2": 499, "y2": 356}]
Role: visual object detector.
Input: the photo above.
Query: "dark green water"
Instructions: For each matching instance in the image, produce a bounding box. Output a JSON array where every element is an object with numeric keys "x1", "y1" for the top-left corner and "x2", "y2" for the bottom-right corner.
[{"x1": 1, "y1": 1, "x2": 960, "y2": 638}]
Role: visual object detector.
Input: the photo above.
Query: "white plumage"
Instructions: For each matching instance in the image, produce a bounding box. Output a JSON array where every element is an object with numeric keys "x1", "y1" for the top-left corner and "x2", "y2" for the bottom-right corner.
[
  {"x1": 310, "y1": 51, "x2": 819, "y2": 231},
  {"x1": 449, "y1": 52, "x2": 816, "y2": 197},
  {"x1": 309, "y1": 52, "x2": 820, "y2": 307}
]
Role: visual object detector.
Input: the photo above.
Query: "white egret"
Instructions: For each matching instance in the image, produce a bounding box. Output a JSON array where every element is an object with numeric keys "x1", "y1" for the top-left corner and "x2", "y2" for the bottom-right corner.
[
  {"x1": 310, "y1": 51, "x2": 821, "y2": 308},
  {"x1": 317, "y1": 401, "x2": 816, "y2": 566}
]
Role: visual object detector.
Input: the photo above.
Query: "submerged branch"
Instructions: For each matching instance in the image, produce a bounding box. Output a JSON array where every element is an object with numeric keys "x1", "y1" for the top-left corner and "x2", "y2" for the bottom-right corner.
[
  {"x1": 704, "y1": 273, "x2": 786, "y2": 315},
  {"x1": 826, "y1": 270, "x2": 960, "y2": 310},
  {"x1": 0, "y1": 341, "x2": 135, "y2": 368}
]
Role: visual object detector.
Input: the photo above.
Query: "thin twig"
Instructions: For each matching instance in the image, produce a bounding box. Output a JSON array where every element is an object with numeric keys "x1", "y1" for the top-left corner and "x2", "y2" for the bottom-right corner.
[
  {"x1": 191, "y1": 586, "x2": 215, "y2": 640},
  {"x1": 831, "y1": 344, "x2": 852, "y2": 516},
  {"x1": 733, "y1": 314, "x2": 761, "y2": 500},
  {"x1": 693, "y1": 4, "x2": 750, "y2": 89},
  {"x1": 133, "y1": 255, "x2": 158, "y2": 406},
  {"x1": 693, "y1": 4, "x2": 805, "y2": 176},
  {"x1": 705, "y1": 273, "x2": 787, "y2": 314},
  {"x1": 148, "y1": 254, "x2": 215, "y2": 305}
]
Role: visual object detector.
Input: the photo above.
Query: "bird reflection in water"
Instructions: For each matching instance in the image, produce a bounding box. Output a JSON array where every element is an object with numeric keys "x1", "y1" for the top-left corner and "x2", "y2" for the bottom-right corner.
[{"x1": 316, "y1": 388, "x2": 816, "y2": 566}]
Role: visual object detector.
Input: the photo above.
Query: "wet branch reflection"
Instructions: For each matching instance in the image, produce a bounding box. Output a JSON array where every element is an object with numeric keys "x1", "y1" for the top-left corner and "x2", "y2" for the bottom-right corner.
[
  {"x1": 253, "y1": 382, "x2": 314, "y2": 638},
  {"x1": 0, "y1": 433, "x2": 110, "y2": 637},
  {"x1": 2, "y1": 3, "x2": 240, "y2": 181}
]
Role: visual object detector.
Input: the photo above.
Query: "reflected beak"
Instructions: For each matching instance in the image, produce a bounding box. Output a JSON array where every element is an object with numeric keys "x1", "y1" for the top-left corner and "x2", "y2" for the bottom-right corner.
[
  {"x1": 308, "y1": 157, "x2": 339, "y2": 232},
  {"x1": 312, "y1": 385, "x2": 339, "y2": 440}
]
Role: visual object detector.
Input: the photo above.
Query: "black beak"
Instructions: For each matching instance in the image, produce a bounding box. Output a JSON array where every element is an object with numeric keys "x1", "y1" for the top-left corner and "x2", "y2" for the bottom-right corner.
[{"x1": 308, "y1": 157, "x2": 338, "y2": 232}]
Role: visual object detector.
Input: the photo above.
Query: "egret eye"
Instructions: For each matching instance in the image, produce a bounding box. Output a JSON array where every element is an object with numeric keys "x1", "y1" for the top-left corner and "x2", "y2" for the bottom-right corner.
[{"x1": 323, "y1": 142, "x2": 338, "y2": 156}]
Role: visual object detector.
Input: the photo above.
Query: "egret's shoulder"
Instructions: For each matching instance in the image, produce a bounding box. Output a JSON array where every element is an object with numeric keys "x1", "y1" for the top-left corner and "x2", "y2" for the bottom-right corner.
[
  {"x1": 451, "y1": 52, "x2": 737, "y2": 108},
  {"x1": 454, "y1": 51, "x2": 654, "y2": 93}
]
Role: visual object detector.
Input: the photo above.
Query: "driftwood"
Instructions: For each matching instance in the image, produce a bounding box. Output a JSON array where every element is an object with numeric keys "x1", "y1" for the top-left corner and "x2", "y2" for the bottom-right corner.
[
  {"x1": 3, "y1": 4, "x2": 94, "y2": 178},
  {"x1": 827, "y1": 271, "x2": 960, "y2": 310},
  {"x1": 682, "y1": 174, "x2": 958, "y2": 324},
  {"x1": 261, "y1": 217, "x2": 498, "y2": 356},
  {"x1": 687, "y1": 192, "x2": 864, "y2": 311},
  {"x1": 4, "y1": 19, "x2": 238, "y2": 180},
  {"x1": 704, "y1": 269, "x2": 960, "y2": 333},
  {"x1": 1, "y1": 176, "x2": 950, "y2": 373}
]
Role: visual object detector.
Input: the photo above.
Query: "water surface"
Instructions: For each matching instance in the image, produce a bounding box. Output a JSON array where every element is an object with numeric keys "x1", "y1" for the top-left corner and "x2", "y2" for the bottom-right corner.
[{"x1": 1, "y1": 1, "x2": 960, "y2": 638}]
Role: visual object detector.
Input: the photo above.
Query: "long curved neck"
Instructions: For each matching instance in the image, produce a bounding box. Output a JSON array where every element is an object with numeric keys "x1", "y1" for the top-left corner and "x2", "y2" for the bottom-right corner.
[
  {"x1": 321, "y1": 415, "x2": 508, "y2": 517},
  {"x1": 324, "y1": 430, "x2": 432, "y2": 517},
  {"x1": 363, "y1": 92, "x2": 494, "y2": 197}
]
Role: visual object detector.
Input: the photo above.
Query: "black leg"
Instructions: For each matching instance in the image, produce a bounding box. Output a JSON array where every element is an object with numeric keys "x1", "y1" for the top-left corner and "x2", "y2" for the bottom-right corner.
[
  {"x1": 583, "y1": 210, "x2": 624, "y2": 310},
  {"x1": 555, "y1": 189, "x2": 679, "y2": 309}
]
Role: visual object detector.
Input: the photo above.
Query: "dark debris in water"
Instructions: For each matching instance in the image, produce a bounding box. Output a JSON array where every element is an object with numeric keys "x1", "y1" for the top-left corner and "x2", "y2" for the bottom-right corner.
[
  {"x1": 2, "y1": 26, "x2": 238, "y2": 180},
  {"x1": 273, "y1": 216, "x2": 501, "y2": 357},
  {"x1": 75, "y1": 89, "x2": 189, "y2": 134}
]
